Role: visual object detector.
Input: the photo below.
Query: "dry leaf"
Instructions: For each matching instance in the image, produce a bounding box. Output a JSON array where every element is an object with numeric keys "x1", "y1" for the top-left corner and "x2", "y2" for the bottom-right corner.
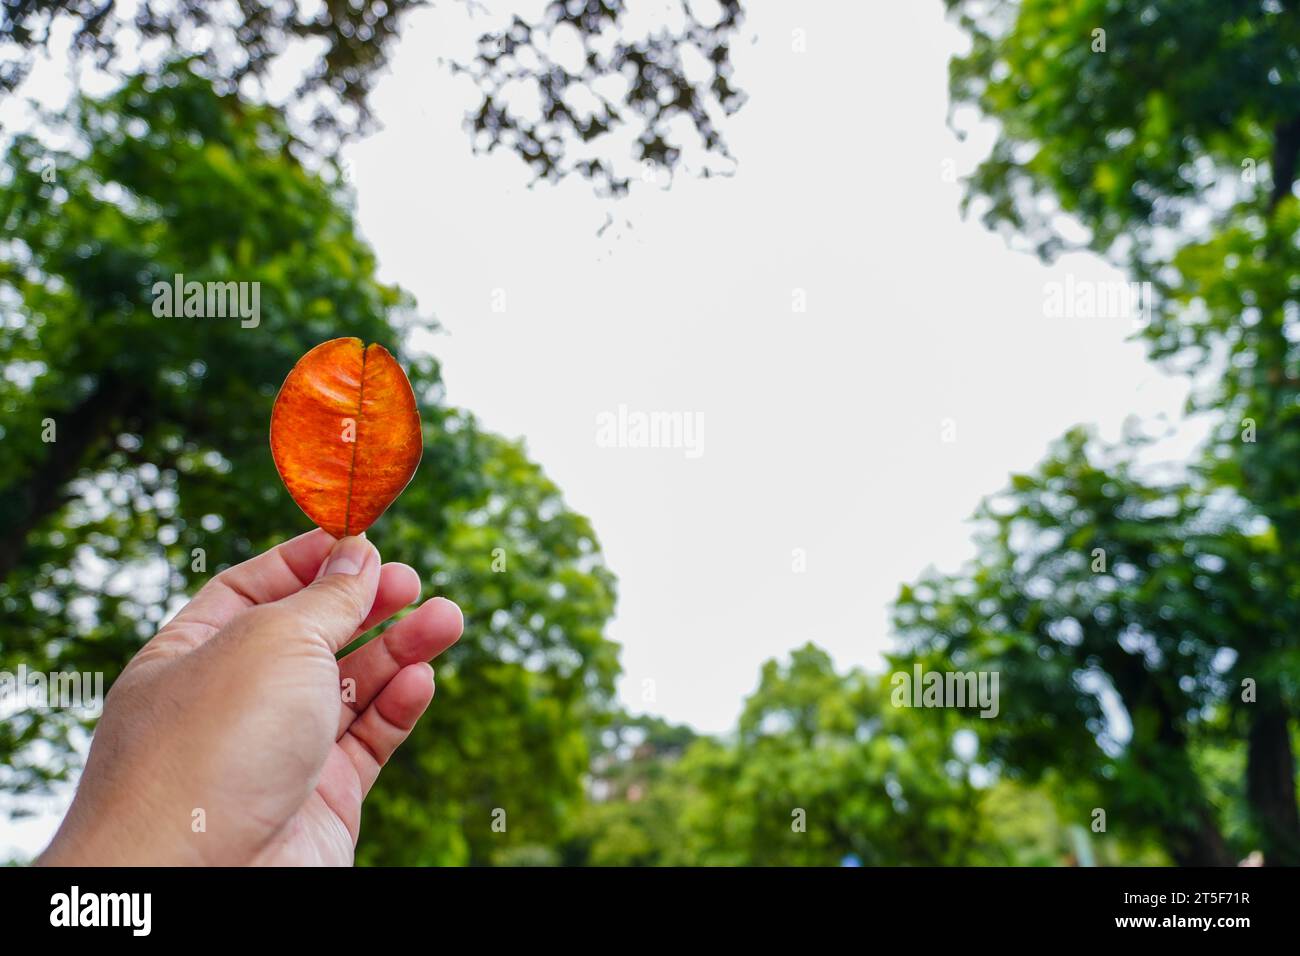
[{"x1": 270, "y1": 337, "x2": 422, "y2": 537}]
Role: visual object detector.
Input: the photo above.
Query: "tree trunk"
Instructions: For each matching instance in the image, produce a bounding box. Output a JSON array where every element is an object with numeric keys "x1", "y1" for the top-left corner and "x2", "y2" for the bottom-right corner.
[
  {"x1": 1106, "y1": 653, "x2": 1235, "y2": 866},
  {"x1": 1162, "y1": 805, "x2": 1235, "y2": 867},
  {"x1": 1246, "y1": 703, "x2": 1300, "y2": 865},
  {"x1": 1235, "y1": 118, "x2": 1300, "y2": 866},
  {"x1": 0, "y1": 375, "x2": 128, "y2": 583}
]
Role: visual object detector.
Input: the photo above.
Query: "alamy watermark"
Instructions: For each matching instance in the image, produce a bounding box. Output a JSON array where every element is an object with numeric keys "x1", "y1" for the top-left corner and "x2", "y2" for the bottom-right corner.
[
  {"x1": 0, "y1": 665, "x2": 104, "y2": 718},
  {"x1": 1043, "y1": 276, "x2": 1153, "y2": 328},
  {"x1": 890, "y1": 664, "x2": 999, "y2": 718},
  {"x1": 152, "y1": 272, "x2": 260, "y2": 328},
  {"x1": 595, "y1": 405, "x2": 704, "y2": 459},
  {"x1": 50, "y1": 886, "x2": 151, "y2": 936}
]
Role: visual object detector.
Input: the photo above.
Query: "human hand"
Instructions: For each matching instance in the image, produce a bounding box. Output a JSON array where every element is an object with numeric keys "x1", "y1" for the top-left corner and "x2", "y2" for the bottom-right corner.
[{"x1": 39, "y1": 530, "x2": 463, "y2": 866}]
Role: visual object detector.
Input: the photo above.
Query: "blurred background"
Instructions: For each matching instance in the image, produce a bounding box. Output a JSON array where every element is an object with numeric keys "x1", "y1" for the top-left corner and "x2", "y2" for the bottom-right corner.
[{"x1": 1, "y1": 0, "x2": 1297, "y2": 865}]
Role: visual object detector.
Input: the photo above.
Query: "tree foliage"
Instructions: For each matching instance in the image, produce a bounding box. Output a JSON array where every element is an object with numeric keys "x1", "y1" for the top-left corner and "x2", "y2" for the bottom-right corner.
[
  {"x1": 0, "y1": 0, "x2": 749, "y2": 191},
  {"x1": 892, "y1": 429, "x2": 1286, "y2": 864},
  {"x1": 455, "y1": 0, "x2": 747, "y2": 195},
  {"x1": 922, "y1": 0, "x2": 1300, "y2": 864},
  {"x1": 561, "y1": 645, "x2": 1125, "y2": 866}
]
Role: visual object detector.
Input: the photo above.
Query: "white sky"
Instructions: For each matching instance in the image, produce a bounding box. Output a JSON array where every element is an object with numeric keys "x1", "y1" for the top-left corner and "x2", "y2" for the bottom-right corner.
[
  {"x1": 1, "y1": 1, "x2": 1207, "y2": 859},
  {"x1": 345, "y1": 1, "x2": 1202, "y2": 732}
]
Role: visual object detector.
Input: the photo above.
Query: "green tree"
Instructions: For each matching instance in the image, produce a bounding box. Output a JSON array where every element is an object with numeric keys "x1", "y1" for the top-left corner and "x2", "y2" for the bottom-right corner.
[
  {"x1": 559, "y1": 712, "x2": 697, "y2": 866},
  {"x1": 0, "y1": 62, "x2": 617, "y2": 864},
  {"x1": 939, "y1": 0, "x2": 1300, "y2": 862},
  {"x1": 564, "y1": 645, "x2": 1080, "y2": 866},
  {"x1": 892, "y1": 428, "x2": 1280, "y2": 864},
  {"x1": 675, "y1": 645, "x2": 997, "y2": 866}
]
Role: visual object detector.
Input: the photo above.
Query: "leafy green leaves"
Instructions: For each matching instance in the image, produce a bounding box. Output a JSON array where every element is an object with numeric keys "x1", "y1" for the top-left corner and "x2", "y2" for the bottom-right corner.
[{"x1": 940, "y1": 0, "x2": 1300, "y2": 865}]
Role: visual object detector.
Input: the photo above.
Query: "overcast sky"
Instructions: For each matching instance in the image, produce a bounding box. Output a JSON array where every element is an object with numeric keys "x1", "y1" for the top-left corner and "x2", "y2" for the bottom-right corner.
[
  {"x1": 1, "y1": 0, "x2": 1207, "y2": 858},
  {"x1": 342, "y1": 0, "x2": 1201, "y2": 732}
]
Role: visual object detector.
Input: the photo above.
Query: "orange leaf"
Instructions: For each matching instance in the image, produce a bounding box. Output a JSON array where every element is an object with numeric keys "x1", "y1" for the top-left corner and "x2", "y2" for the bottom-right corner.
[{"x1": 270, "y1": 337, "x2": 422, "y2": 537}]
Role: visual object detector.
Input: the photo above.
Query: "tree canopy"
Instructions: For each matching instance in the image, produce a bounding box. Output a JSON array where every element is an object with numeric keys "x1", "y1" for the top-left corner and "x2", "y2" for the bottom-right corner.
[
  {"x1": 900, "y1": 0, "x2": 1300, "y2": 865},
  {"x1": 0, "y1": 0, "x2": 749, "y2": 192}
]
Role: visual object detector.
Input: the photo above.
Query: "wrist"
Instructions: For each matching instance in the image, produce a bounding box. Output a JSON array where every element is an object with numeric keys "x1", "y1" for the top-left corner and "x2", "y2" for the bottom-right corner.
[{"x1": 38, "y1": 803, "x2": 213, "y2": 867}]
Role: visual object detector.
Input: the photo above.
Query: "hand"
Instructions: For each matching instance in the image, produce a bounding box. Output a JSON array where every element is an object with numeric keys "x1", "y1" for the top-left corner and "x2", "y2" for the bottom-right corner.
[{"x1": 38, "y1": 530, "x2": 463, "y2": 866}]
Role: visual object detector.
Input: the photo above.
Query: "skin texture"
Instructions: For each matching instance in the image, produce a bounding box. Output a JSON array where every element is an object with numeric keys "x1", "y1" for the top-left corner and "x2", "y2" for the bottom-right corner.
[
  {"x1": 270, "y1": 338, "x2": 423, "y2": 538},
  {"x1": 39, "y1": 530, "x2": 463, "y2": 866}
]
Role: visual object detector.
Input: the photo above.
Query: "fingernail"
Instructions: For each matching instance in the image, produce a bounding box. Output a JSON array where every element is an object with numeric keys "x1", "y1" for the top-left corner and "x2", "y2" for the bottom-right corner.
[{"x1": 323, "y1": 536, "x2": 373, "y2": 577}]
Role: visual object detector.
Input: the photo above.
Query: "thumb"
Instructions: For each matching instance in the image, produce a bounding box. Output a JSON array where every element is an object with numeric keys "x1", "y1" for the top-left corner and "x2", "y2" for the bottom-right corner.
[{"x1": 272, "y1": 535, "x2": 381, "y2": 652}]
